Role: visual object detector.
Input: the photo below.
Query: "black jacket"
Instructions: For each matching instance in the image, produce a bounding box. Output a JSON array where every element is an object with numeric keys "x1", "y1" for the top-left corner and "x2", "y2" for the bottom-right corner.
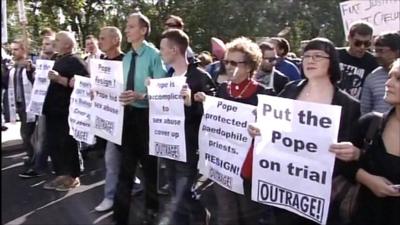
[
  {"x1": 43, "y1": 53, "x2": 89, "y2": 117},
  {"x1": 273, "y1": 79, "x2": 362, "y2": 225},
  {"x1": 184, "y1": 63, "x2": 217, "y2": 166},
  {"x1": 273, "y1": 70, "x2": 290, "y2": 95},
  {"x1": 354, "y1": 108, "x2": 400, "y2": 225},
  {"x1": 279, "y1": 79, "x2": 362, "y2": 178},
  {"x1": 256, "y1": 69, "x2": 290, "y2": 95}
]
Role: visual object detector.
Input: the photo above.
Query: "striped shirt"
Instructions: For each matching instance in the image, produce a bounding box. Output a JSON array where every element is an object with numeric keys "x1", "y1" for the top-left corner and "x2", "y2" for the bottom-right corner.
[{"x1": 360, "y1": 66, "x2": 391, "y2": 115}]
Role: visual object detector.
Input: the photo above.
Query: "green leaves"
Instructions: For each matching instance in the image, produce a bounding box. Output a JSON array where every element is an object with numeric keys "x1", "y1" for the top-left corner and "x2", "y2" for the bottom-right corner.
[{"x1": 6, "y1": 0, "x2": 346, "y2": 55}]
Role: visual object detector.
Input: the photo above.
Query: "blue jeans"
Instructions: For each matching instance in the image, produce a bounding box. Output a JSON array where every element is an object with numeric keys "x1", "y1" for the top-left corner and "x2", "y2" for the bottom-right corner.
[
  {"x1": 104, "y1": 141, "x2": 121, "y2": 200},
  {"x1": 166, "y1": 159, "x2": 205, "y2": 225}
]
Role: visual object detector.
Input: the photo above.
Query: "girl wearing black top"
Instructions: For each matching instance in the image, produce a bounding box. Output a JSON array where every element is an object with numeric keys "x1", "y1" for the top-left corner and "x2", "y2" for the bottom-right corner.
[{"x1": 354, "y1": 58, "x2": 400, "y2": 225}]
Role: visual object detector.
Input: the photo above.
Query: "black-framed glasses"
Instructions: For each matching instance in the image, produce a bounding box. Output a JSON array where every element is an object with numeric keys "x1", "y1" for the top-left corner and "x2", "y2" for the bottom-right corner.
[
  {"x1": 302, "y1": 54, "x2": 330, "y2": 61},
  {"x1": 223, "y1": 60, "x2": 247, "y2": 67},
  {"x1": 263, "y1": 57, "x2": 277, "y2": 63},
  {"x1": 354, "y1": 40, "x2": 371, "y2": 47}
]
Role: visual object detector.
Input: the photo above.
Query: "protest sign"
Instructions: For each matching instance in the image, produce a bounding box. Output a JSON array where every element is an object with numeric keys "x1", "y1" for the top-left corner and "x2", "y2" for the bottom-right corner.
[
  {"x1": 252, "y1": 95, "x2": 341, "y2": 225},
  {"x1": 148, "y1": 76, "x2": 187, "y2": 162},
  {"x1": 1, "y1": 0, "x2": 7, "y2": 44},
  {"x1": 68, "y1": 75, "x2": 95, "y2": 144},
  {"x1": 198, "y1": 96, "x2": 255, "y2": 194},
  {"x1": 340, "y1": 0, "x2": 400, "y2": 36},
  {"x1": 26, "y1": 59, "x2": 54, "y2": 115},
  {"x1": 90, "y1": 59, "x2": 124, "y2": 145},
  {"x1": 17, "y1": 0, "x2": 27, "y2": 24}
]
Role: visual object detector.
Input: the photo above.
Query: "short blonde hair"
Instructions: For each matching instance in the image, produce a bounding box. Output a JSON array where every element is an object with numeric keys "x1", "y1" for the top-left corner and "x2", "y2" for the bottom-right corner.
[
  {"x1": 57, "y1": 31, "x2": 76, "y2": 50},
  {"x1": 389, "y1": 58, "x2": 400, "y2": 71},
  {"x1": 226, "y1": 37, "x2": 262, "y2": 74},
  {"x1": 12, "y1": 38, "x2": 29, "y2": 52}
]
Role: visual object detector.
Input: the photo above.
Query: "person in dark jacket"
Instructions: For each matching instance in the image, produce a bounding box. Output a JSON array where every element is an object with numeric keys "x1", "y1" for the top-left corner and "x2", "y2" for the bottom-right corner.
[
  {"x1": 3, "y1": 39, "x2": 36, "y2": 166},
  {"x1": 353, "y1": 58, "x2": 400, "y2": 225},
  {"x1": 255, "y1": 42, "x2": 289, "y2": 94},
  {"x1": 159, "y1": 28, "x2": 217, "y2": 225},
  {"x1": 42, "y1": 31, "x2": 89, "y2": 191},
  {"x1": 249, "y1": 37, "x2": 363, "y2": 225}
]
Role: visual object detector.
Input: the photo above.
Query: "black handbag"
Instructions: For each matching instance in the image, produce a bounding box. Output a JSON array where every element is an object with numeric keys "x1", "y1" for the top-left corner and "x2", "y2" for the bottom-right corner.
[{"x1": 331, "y1": 113, "x2": 383, "y2": 224}]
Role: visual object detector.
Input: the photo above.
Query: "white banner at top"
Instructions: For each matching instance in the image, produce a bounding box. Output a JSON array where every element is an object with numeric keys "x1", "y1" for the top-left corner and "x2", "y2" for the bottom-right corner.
[{"x1": 339, "y1": 0, "x2": 400, "y2": 36}]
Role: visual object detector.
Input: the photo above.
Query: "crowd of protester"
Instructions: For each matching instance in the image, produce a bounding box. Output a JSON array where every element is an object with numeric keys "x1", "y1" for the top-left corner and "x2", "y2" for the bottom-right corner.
[{"x1": 1, "y1": 11, "x2": 399, "y2": 225}]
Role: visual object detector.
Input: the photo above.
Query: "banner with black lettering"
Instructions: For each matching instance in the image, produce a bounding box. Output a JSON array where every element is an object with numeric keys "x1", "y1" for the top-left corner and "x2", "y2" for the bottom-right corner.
[
  {"x1": 198, "y1": 96, "x2": 255, "y2": 194},
  {"x1": 68, "y1": 75, "x2": 95, "y2": 144},
  {"x1": 26, "y1": 59, "x2": 54, "y2": 115},
  {"x1": 339, "y1": 0, "x2": 400, "y2": 36},
  {"x1": 90, "y1": 59, "x2": 124, "y2": 145},
  {"x1": 148, "y1": 76, "x2": 187, "y2": 162},
  {"x1": 252, "y1": 95, "x2": 341, "y2": 225}
]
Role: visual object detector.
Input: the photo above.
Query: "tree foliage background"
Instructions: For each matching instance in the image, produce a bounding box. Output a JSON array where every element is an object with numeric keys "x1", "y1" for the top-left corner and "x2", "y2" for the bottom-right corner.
[{"x1": 5, "y1": 0, "x2": 348, "y2": 55}]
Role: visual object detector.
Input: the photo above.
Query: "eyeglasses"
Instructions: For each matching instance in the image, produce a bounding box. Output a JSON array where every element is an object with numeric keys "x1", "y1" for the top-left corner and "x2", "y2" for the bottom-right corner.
[
  {"x1": 223, "y1": 60, "x2": 247, "y2": 67},
  {"x1": 263, "y1": 57, "x2": 277, "y2": 63},
  {"x1": 302, "y1": 54, "x2": 330, "y2": 61},
  {"x1": 354, "y1": 40, "x2": 371, "y2": 48}
]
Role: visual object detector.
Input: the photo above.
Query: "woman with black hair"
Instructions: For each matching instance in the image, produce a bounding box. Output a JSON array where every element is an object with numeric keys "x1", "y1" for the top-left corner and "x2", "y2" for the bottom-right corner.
[{"x1": 249, "y1": 37, "x2": 363, "y2": 225}]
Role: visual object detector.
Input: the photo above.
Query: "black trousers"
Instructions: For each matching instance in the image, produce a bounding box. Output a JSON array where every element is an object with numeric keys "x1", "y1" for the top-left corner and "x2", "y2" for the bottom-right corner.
[
  {"x1": 16, "y1": 102, "x2": 36, "y2": 163},
  {"x1": 113, "y1": 106, "x2": 159, "y2": 225},
  {"x1": 46, "y1": 114, "x2": 80, "y2": 178}
]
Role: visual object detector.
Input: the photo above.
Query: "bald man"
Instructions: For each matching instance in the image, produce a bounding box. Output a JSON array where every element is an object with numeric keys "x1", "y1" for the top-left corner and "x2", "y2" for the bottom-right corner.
[
  {"x1": 98, "y1": 26, "x2": 124, "y2": 61},
  {"x1": 94, "y1": 26, "x2": 126, "y2": 212},
  {"x1": 42, "y1": 31, "x2": 89, "y2": 191}
]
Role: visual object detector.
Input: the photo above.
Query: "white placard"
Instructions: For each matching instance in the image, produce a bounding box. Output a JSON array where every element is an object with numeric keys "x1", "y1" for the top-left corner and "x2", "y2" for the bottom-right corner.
[
  {"x1": 198, "y1": 96, "x2": 255, "y2": 194},
  {"x1": 26, "y1": 59, "x2": 54, "y2": 115},
  {"x1": 252, "y1": 95, "x2": 341, "y2": 225},
  {"x1": 68, "y1": 75, "x2": 95, "y2": 144},
  {"x1": 339, "y1": 0, "x2": 400, "y2": 36},
  {"x1": 1, "y1": 0, "x2": 7, "y2": 43},
  {"x1": 17, "y1": 0, "x2": 27, "y2": 24},
  {"x1": 90, "y1": 59, "x2": 124, "y2": 145},
  {"x1": 148, "y1": 76, "x2": 187, "y2": 162}
]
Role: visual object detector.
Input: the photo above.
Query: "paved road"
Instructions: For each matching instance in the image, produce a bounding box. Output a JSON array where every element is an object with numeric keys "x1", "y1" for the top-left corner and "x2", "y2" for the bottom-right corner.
[
  {"x1": 1, "y1": 123, "x2": 172, "y2": 225},
  {"x1": 1, "y1": 122, "x2": 219, "y2": 225}
]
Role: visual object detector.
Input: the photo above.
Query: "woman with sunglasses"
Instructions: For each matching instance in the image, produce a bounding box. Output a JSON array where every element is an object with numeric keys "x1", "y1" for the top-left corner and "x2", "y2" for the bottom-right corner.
[
  {"x1": 249, "y1": 37, "x2": 363, "y2": 225},
  {"x1": 194, "y1": 37, "x2": 274, "y2": 225},
  {"x1": 353, "y1": 58, "x2": 400, "y2": 225}
]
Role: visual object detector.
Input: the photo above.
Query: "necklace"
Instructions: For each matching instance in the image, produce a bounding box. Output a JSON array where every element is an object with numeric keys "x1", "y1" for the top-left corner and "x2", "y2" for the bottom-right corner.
[{"x1": 227, "y1": 80, "x2": 253, "y2": 99}]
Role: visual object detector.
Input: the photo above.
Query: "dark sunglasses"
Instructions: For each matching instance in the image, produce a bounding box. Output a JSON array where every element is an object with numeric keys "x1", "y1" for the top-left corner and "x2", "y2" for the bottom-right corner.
[
  {"x1": 223, "y1": 60, "x2": 247, "y2": 67},
  {"x1": 263, "y1": 57, "x2": 277, "y2": 63},
  {"x1": 354, "y1": 40, "x2": 371, "y2": 47}
]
